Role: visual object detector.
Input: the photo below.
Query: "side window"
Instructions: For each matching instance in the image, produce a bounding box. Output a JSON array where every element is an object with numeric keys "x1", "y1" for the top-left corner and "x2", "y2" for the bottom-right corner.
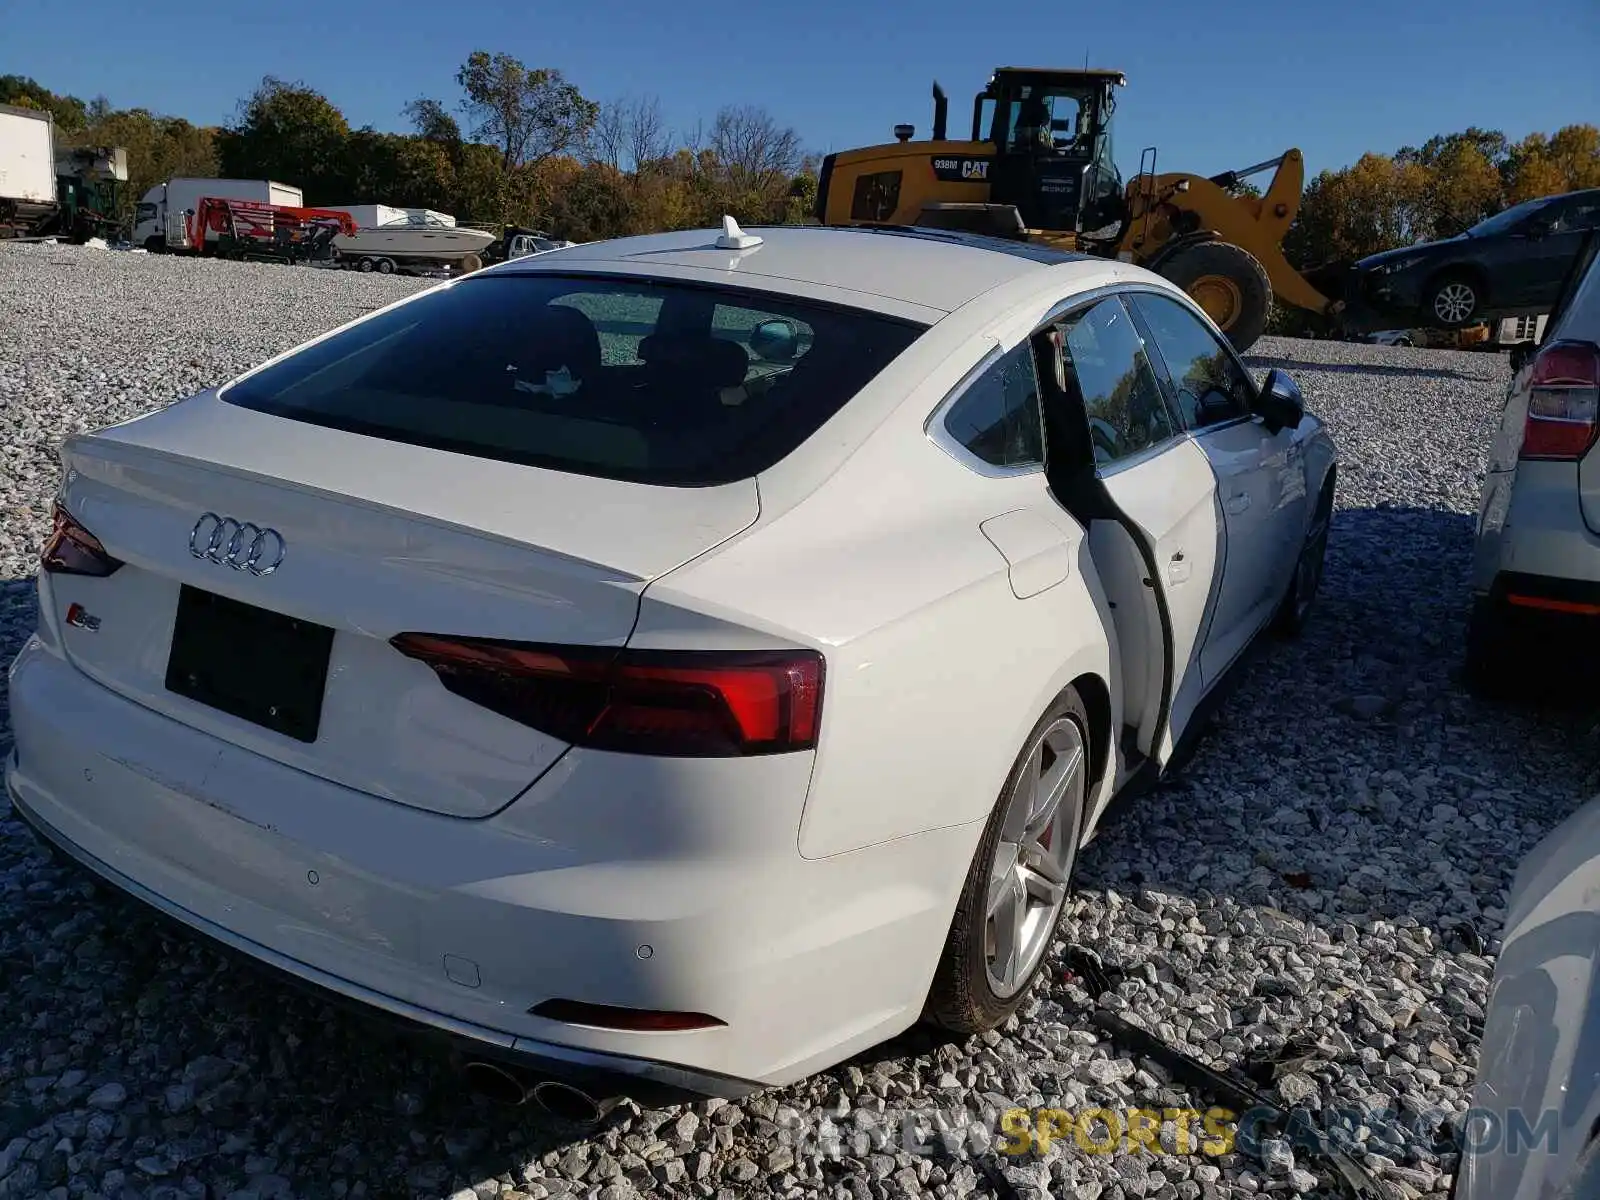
[
  {"x1": 1053, "y1": 297, "x2": 1176, "y2": 467},
  {"x1": 942, "y1": 342, "x2": 1045, "y2": 468},
  {"x1": 1129, "y1": 293, "x2": 1255, "y2": 429},
  {"x1": 1555, "y1": 197, "x2": 1600, "y2": 233}
]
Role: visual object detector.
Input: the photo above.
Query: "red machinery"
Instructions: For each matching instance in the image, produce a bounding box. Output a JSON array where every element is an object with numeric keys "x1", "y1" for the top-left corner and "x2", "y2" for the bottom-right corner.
[{"x1": 176, "y1": 198, "x2": 358, "y2": 262}]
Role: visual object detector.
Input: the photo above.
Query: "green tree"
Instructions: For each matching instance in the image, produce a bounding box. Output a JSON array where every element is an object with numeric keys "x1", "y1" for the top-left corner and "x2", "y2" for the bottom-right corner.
[
  {"x1": 0, "y1": 74, "x2": 88, "y2": 130},
  {"x1": 455, "y1": 52, "x2": 598, "y2": 171},
  {"x1": 215, "y1": 78, "x2": 351, "y2": 200}
]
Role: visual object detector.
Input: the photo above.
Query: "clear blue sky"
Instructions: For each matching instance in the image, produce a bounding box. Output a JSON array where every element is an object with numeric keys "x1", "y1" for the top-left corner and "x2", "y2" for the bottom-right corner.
[{"x1": 7, "y1": 0, "x2": 1598, "y2": 182}]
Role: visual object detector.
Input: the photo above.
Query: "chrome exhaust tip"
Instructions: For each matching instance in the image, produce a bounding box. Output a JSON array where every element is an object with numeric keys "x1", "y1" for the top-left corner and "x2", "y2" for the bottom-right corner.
[{"x1": 461, "y1": 1060, "x2": 530, "y2": 1107}]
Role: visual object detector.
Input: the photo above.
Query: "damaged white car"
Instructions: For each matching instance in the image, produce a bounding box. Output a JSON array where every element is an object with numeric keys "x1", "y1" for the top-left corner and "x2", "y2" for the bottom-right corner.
[{"x1": 6, "y1": 219, "x2": 1337, "y2": 1110}]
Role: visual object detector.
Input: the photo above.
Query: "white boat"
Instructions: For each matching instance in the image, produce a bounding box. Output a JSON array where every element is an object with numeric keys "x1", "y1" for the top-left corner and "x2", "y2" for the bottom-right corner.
[{"x1": 333, "y1": 212, "x2": 497, "y2": 271}]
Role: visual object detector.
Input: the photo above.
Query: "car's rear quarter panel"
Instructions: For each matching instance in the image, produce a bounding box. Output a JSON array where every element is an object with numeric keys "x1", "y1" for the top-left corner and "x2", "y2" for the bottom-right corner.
[{"x1": 643, "y1": 320, "x2": 1117, "y2": 863}]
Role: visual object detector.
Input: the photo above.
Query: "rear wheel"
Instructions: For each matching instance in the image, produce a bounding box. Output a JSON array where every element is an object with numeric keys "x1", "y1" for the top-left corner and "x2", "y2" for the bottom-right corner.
[
  {"x1": 376, "y1": 258, "x2": 395, "y2": 275},
  {"x1": 1158, "y1": 241, "x2": 1273, "y2": 353},
  {"x1": 925, "y1": 689, "x2": 1090, "y2": 1033},
  {"x1": 1463, "y1": 600, "x2": 1518, "y2": 698}
]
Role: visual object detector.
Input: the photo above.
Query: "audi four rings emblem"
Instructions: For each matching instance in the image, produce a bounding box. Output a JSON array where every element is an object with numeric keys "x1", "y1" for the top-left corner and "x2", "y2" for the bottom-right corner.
[{"x1": 188, "y1": 513, "x2": 286, "y2": 576}]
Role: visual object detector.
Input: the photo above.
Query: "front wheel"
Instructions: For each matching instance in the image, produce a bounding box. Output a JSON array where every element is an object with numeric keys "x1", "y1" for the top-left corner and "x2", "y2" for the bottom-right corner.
[
  {"x1": 1427, "y1": 274, "x2": 1481, "y2": 327},
  {"x1": 924, "y1": 689, "x2": 1090, "y2": 1034},
  {"x1": 1157, "y1": 241, "x2": 1273, "y2": 353},
  {"x1": 1274, "y1": 475, "x2": 1334, "y2": 637}
]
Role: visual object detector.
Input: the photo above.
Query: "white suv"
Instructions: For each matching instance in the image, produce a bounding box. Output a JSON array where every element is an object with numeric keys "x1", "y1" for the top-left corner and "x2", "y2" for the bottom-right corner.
[{"x1": 1467, "y1": 230, "x2": 1600, "y2": 694}]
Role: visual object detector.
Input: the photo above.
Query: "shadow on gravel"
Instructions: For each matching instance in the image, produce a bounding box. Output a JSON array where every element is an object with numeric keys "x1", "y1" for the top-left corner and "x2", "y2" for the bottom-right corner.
[
  {"x1": 0, "y1": 575, "x2": 38, "y2": 754},
  {"x1": 1075, "y1": 500, "x2": 1600, "y2": 940},
  {"x1": 1244, "y1": 354, "x2": 1502, "y2": 383}
]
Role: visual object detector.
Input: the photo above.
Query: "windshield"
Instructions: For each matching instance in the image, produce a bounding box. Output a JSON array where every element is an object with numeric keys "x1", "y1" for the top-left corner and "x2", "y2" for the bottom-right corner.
[
  {"x1": 1004, "y1": 87, "x2": 1092, "y2": 155},
  {"x1": 220, "y1": 273, "x2": 927, "y2": 487},
  {"x1": 1467, "y1": 197, "x2": 1551, "y2": 237}
]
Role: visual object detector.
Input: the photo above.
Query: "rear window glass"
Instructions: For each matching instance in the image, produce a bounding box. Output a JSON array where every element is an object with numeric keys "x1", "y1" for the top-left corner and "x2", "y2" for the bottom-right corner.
[{"x1": 219, "y1": 273, "x2": 927, "y2": 486}]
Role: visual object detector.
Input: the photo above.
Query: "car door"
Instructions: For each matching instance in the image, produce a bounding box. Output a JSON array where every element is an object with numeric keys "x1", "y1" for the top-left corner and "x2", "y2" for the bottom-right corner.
[
  {"x1": 1127, "y1": 289, "x2": 1306, "y2": 680},
  {"x1": 1034, "y1": 293, "x2": 1222, "y2": 765},
  {"x1": 1524, "y1": 195, "x2": 1600, "y2": 311}
]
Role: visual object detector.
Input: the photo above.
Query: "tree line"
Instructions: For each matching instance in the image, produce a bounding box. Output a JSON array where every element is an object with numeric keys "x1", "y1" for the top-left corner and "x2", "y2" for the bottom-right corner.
[
  {"x1": 3, "y1": 66, "x2": 1597, "y2": 270},
  {"x1": 0, "y1": 59, "x2": 816, "y2": 240}
]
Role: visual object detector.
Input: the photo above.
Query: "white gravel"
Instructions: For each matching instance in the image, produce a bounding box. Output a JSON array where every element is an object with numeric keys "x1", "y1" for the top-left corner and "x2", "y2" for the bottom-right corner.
[{"x1": 2, "y1": 241, "x2": 1598, "y2": 1200}]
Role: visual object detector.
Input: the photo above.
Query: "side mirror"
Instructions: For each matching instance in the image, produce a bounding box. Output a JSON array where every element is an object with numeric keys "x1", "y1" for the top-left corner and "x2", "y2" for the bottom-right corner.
[
  {"x1": 749, "y1": 318, "x2": 801, "y2": 362},
  {"x1": 1256, "y1": 368, "x2": 1305, "y2": 433}
]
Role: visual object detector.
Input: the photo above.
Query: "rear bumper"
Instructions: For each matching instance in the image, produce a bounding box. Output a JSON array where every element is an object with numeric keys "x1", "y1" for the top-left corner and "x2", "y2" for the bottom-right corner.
[
  {"x1": 5, "y1": 770, "x2": 735, "y2": 1106},
  {"x1": 6, "y1": 632, "x2": 978, "y2": 1095}
]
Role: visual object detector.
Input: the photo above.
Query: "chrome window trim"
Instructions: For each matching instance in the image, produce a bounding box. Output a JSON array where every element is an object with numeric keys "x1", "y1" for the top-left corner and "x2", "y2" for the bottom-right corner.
[
  {"x1": 924, "y1": 278, "x2": 1264, "y2": 480},
  {"x1": 923, "y1": 343, "x2": 1046, "y2": 479}
]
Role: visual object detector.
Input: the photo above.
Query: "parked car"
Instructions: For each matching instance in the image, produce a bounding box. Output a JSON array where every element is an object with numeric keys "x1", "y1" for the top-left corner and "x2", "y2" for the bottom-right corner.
[
  {"x1": 1452, "y1": 790, "x2": 1600, "y2": 1200},
  {"x1": 1466, "y1": 229, "x2": 1600, "y2": 694},
  {"x1": 5, "y1": 218, "x2": 1337, "y2": 1110},
  {"x1": 1348, "y1": 188, "x2": 1600, "y2": 330}
]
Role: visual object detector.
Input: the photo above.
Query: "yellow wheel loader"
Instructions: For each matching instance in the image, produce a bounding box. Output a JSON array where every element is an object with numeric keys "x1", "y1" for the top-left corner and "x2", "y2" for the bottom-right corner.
[{"x1": 814, "y1": 67, "x2": 1343, "y2": 352}]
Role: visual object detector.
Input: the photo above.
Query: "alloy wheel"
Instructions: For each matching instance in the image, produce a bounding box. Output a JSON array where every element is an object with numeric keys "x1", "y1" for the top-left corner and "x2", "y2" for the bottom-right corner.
[
  {"x1": 1433, "y1": 282, "x2": 1477, "y2": 324},
  {"x1": 984, "y1": 716, "x2": 1085, "y2": 999}
]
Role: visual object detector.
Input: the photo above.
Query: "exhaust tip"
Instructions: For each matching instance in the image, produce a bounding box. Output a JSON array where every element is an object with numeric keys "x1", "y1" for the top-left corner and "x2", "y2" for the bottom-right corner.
[
  {"x1": 530, "y1": 1080, "x2": 604, "y2": 1124},
  {"x1": 462, "y1": 1060, "x2": 529, "y2": 1107}
]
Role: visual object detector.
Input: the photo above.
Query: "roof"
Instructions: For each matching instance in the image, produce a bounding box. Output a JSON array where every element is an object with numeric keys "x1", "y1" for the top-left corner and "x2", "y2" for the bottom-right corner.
[
  {"x1": 992, "y1": 67, "x2": 1128, "y2": 83},
  {"x1": 490, "y1": 223, "x2": 1096, "y2": 317}
]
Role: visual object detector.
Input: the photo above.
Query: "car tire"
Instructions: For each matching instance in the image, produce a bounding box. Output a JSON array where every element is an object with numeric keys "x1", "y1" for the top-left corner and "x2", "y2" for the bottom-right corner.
[
  {"x1": 1463, "y1": 599, "x2": 1518, "y2": 699},
  {"x1": 1426, "y1": 273, "x2": 1482, "y2": 327},
  {"x1": 924, "y1": 688, "x2": 1092, "y2": 1035},
  {"x1": 1157, "y1": 241, "x2": 1273, "y2": 353},
  {"x1": 1273, "y1": 474, "x2": 1335, "y2": 637}
]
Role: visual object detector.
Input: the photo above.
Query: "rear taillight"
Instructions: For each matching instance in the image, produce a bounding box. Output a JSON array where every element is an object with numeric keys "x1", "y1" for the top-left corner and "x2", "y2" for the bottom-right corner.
[
  {"x1": 390, "y1": 634, "x2": 824, "y2": 757},
  {"x1": 1520, "y1": 340, "x2": 1600, "y2": 461},
  {"x1": 40, "y1": 502, "x2": 123, "y2": 577}
]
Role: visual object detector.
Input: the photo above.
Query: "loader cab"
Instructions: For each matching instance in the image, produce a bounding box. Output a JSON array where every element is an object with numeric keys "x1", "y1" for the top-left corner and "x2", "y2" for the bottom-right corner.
[{"x1": 974, "y1": 67, "x2": 1125, "y2": 235}]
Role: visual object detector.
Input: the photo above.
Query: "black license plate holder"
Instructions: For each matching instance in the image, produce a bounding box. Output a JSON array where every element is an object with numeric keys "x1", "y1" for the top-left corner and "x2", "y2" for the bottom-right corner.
[{"x1": 164, "y1": 585, "x2": 334, "y2": 743}]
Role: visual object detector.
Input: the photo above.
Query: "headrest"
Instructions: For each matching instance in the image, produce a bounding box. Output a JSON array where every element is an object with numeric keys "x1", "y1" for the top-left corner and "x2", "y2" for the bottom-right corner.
[{"x1": 638, "y1": 335, "x2": 749, "y2": 388}]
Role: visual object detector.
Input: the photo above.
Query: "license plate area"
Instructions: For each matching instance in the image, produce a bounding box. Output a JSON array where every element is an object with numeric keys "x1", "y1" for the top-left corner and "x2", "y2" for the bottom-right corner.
[{"x1": 164, "y1": 585, "x2": 334, "y2": 743}]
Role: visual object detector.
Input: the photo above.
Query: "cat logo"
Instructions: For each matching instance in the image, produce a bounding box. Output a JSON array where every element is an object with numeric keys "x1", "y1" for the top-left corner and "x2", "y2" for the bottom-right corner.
[{"x1": 931, "y1": 156, "x2": 994, "y2": 183}]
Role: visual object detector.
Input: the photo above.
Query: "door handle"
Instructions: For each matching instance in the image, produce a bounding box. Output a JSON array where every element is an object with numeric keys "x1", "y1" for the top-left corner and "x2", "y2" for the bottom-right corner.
[
  {"x1": 1225, "y1": 493, "x2": 1252, "y2": 516},
  {"x1": 1168, "y1": 550, "x2": 1191, "y2": 584}
]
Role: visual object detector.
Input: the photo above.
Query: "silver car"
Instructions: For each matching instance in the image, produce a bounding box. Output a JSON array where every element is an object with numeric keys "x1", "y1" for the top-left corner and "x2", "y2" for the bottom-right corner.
[
  {"x1": 1466, "y1": 230, "x2": 1600, "y2": 694},
  {"x1": 1453, "y1": 790, "x2": 1600, "y2": 1200}
]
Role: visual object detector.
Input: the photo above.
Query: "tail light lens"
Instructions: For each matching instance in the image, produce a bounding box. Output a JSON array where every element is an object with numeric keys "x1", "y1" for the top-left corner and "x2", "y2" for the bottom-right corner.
[
  {"x1": 40, "y1": 503, "x2": 123, "y2": 577},
  {"x1": 1520, "y1": 340, "x2": 1600, "y2": 461},
  {"x1": 390, "y1": 634, "x2": 824, "y2": 757}
]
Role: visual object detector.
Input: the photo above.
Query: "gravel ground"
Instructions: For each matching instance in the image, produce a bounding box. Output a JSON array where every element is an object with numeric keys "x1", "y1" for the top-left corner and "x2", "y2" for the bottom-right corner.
[{"x1": 2, "y1": 241, "x2": 1598, "y2": 1200}]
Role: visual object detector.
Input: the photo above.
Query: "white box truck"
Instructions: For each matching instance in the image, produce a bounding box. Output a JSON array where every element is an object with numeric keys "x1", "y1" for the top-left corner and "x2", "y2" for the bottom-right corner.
[
  {"x1": 134, "y1": 177, "x2": 304, "y2": 250},
  {"x1": 1, "y1": 104, "x2": 60, "y2": 235}
]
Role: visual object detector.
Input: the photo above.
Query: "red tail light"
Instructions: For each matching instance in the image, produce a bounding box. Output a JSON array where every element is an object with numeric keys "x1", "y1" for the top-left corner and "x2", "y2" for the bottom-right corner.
[
  {"x1": 40, "y1": 503, "x2": 123, "y2": 577},
  {"x1": 390, "y1": 634, "x2": 824, "y2": 757},
  {"x1": 1520, "y1": 340, "x2": 1600, "y2": 461}
]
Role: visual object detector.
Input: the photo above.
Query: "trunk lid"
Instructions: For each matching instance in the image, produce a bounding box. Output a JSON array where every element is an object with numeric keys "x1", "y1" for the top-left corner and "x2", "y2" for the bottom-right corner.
[{"x1": 49, "y1": 392, "x2": 759, "y2": 818}]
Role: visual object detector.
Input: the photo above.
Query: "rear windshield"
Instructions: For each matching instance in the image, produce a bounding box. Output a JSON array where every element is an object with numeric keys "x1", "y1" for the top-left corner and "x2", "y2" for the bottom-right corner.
[{"x1": 219, "y1": 272, "x2": 928, "y2": 486}]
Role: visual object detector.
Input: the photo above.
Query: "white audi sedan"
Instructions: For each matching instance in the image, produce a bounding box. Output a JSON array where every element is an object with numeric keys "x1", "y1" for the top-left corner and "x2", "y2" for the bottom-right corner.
[{"x1": 5, "y1": 219, "x2": 1336, "y2": 1113}]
